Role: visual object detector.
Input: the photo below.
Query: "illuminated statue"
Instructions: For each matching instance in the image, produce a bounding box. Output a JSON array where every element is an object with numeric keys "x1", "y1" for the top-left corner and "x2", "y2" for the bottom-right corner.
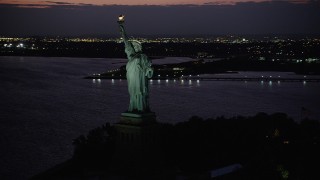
[{"x1": 118, "y1": 15, "x2": 153, "y2": 113}]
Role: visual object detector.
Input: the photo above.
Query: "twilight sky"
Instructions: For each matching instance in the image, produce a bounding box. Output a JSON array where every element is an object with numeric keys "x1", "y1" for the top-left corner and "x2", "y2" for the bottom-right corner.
[
  {"x1": 0, "y1": 0, "x2": 313, "y2": 6},
  {"x1": 0, "y1": 0, "x2": 319, "y2": 36}
]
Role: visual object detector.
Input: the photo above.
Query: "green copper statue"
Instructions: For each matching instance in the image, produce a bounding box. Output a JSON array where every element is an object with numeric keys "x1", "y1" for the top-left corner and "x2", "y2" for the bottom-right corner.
[{"x1": 118, "y1": 15, "x2": 153, "y2": 113}]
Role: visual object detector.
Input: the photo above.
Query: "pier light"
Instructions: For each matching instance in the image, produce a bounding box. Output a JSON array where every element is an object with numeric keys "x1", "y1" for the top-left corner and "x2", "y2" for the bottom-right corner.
[
  {"x1": 92, "y1": 79, "x2": 96, "y2": 83},
  {"x1": 17, "y1": 43, "x2": 24, "y2": 48},
  {"x1": 166, "y1": 79, "x2": 169, "y2": 83},
  {"x1": 158, "y1": 74, "x2": 160, "y2": 77},
  {"x1": 262, "y1": 76, "x2": 264, "y2": 78},
  {"x1": 189, "y1": 75, "x2": 192, "y2": 77}
]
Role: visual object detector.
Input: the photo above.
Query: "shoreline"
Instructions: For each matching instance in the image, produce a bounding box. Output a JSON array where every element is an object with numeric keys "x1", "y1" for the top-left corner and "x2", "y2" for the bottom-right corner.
[{"x1": 84, "y1": 75, "x2": 320, "y2": 82}]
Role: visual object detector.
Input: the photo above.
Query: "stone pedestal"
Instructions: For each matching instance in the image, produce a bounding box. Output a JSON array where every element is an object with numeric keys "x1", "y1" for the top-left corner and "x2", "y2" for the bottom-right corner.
[
  {"x1": 114, "y1": 113, "x2": 160, "y2": 175},
  {"x1": 112, "y1": 113, "x2": 169, "y2": 177}
]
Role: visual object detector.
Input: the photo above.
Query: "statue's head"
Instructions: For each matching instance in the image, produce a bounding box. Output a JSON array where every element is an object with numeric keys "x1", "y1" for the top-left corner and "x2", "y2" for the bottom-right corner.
[{"x1": 130, "y1": 40, "x2": 142, "y2": 52}]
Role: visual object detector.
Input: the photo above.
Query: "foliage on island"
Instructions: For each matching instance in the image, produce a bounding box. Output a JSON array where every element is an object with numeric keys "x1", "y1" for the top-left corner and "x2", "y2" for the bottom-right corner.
[{"x1": 32, "y1": 113, "x2": 320, "y2": 179}]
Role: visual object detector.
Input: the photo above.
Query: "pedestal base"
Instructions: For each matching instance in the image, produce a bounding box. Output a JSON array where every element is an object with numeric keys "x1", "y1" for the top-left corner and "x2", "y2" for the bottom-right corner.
[
  {"x1": 120, "y1": 112, "x2": 156, "y2": 125},
  {"x1": 121, "y1": 112, "x2": 156, "y2": 118},
  {"x1": 112, "y1": 115, "x2": 170, "y2": 177}
]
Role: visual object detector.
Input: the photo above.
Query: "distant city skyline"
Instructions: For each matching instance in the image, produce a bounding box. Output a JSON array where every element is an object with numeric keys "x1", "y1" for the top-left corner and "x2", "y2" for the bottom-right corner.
[{"x1": 0, "y1": 0, "x2": 319, "y2": 36}]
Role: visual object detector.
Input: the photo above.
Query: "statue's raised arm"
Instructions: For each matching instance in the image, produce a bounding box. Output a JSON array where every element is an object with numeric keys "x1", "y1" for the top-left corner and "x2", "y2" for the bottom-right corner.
[{"x1": 118, "y1": 15, "x2": 135, "y2": 59}]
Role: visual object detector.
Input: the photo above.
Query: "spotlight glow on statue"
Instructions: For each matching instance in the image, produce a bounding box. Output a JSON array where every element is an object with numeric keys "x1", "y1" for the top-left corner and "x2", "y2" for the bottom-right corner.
[{"x1": 118, "y1": 15, "x2": 153, "y2": 113}]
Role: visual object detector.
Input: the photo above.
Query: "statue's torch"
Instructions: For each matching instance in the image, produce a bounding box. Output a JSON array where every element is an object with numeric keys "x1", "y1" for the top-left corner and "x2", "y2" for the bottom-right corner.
[{"x1": 118, "y1": 15, "x2": 125, "y2": 23}]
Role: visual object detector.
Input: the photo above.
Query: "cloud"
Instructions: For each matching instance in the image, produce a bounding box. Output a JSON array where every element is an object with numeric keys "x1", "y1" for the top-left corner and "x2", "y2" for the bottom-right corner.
[
  {"x1": 0, "y1": 1, "x2": 96, "y2": 8},
  {"x1": 0, "y1": 0, "x2": 318, "y2": 9},
  {"x1": 204, "y1": 1, "x2": 250, "y2": 5},
  {"x1": 44, "y1": 1, "x2": 75, "y2": 5},
  {"x1": 78, "y1": 3, "x2": 94, "y2": 6},
  {"x1": 204, "y1": 0, "x2": 318, "y2": 6}
]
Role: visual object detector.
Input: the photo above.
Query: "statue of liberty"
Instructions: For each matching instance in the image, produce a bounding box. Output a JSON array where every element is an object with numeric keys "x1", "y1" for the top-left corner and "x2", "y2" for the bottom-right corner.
[{"x1": 117, "y1": 15, "x2": 153, "y2": 114}]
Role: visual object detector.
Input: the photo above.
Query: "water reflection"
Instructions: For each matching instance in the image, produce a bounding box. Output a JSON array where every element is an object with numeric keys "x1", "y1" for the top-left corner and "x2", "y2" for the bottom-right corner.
[
  {"x1": 105, "y1": 78, "x2": 313, "y2": 89},
  {"x1": 92, "y1": 78, "x2": 101, "y2": 87},
  {"x1": 146, "y1": 79, "x2": 202, "y2": 87},
  {"x1": 92, "y1": 79, "x2": 102, "y2": 84}
]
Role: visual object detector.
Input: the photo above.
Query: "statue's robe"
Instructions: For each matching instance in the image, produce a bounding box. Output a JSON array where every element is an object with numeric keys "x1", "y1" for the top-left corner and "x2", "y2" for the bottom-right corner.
[{"x1": 125, "y1": 49, "x2": 153, "y2": 112}]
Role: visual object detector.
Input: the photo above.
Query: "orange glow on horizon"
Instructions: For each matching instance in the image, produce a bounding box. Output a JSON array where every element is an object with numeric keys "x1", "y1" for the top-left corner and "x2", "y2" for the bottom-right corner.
[{"x1": 0, "y1": 0, "x2": 312, "y2": 6}]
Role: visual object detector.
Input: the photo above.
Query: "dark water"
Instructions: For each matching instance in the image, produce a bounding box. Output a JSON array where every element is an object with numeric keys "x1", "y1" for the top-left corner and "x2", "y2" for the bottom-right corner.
[{"x1": 0, "y1": 56, "x2": 319, "y2": 179}]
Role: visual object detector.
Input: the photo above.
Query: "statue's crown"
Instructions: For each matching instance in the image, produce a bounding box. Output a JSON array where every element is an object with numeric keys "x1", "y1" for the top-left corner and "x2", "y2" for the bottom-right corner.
[
  {"x1": 129, "y1": 40, "x2": 142, "y2": 52},
  {"x1": 129, "y1": 40, "x2": 141, "y2": 45}
]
